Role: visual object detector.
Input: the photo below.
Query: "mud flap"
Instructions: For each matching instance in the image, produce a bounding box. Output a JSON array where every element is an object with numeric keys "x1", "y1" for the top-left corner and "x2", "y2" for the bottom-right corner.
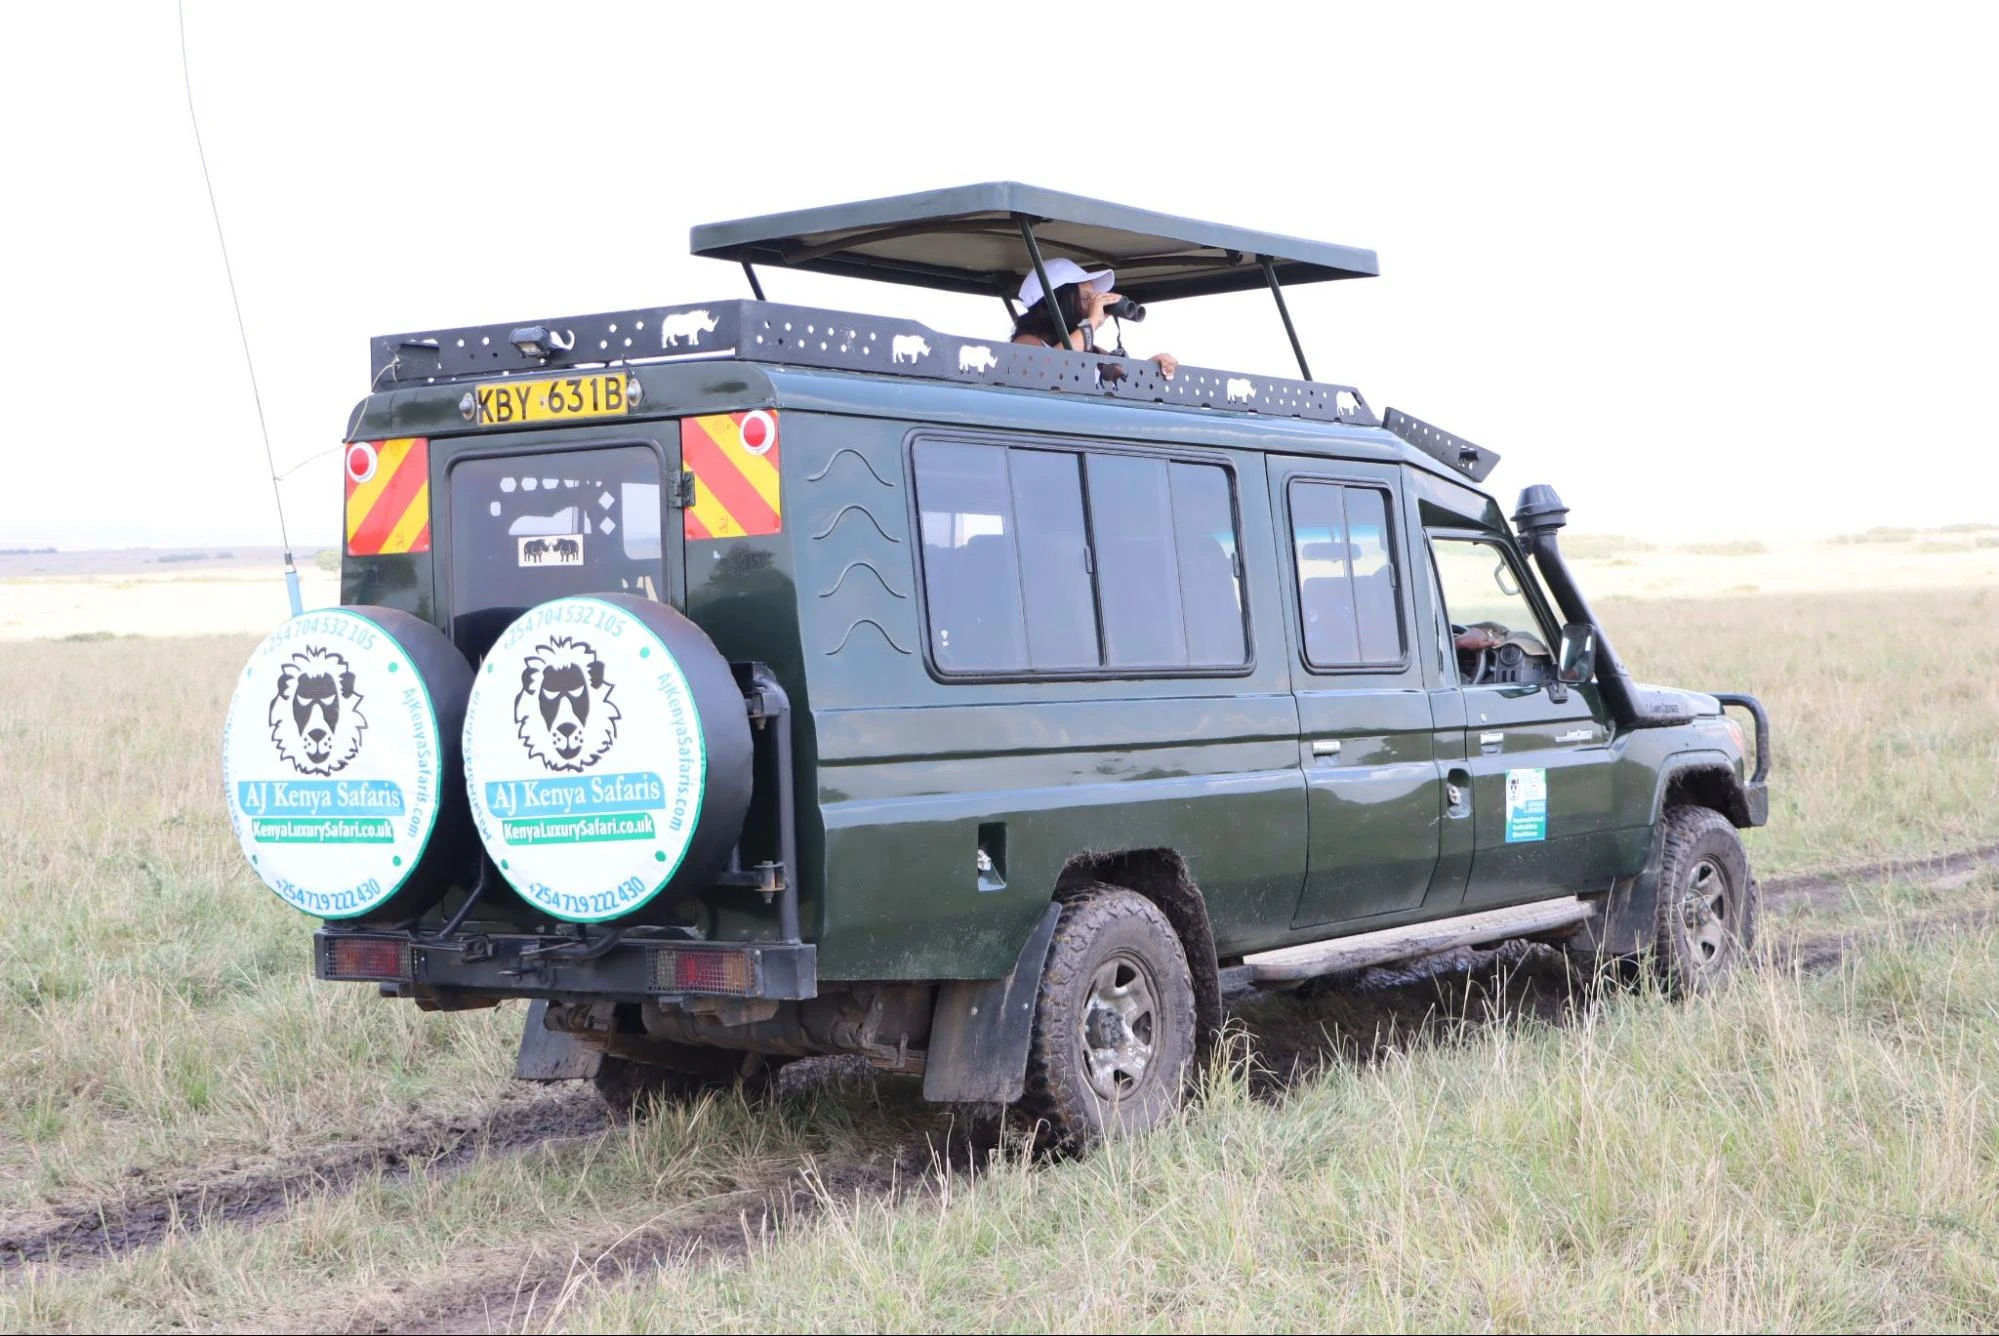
[
  {"x1": 512, "y1": 999, "x2": 605, "y2": 1081},
  {"x1": 922, "y1": 902, "x2": 1061, "y2": 1105}
]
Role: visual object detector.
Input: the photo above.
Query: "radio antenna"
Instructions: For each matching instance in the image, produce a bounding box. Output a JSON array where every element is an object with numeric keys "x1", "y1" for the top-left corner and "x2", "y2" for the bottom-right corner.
[{"x1": 177, "y1": 0, "x2": 302, "y2": 616}]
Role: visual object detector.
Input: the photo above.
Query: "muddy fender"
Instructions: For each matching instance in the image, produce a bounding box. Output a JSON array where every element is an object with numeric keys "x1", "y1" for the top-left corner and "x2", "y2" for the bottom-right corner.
[{"x1": 923, "y1": 902, "x2": 1062, "y2": 1105}]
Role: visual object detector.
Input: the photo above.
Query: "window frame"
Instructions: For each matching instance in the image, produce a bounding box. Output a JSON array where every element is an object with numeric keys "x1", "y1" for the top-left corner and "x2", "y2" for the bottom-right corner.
[
  {"x1": 906, "y1": 429, "x2": 1256, "y2": 684},
  {"x1": 1283, "y1": 476, "x2": 1412, "y2": 676}
]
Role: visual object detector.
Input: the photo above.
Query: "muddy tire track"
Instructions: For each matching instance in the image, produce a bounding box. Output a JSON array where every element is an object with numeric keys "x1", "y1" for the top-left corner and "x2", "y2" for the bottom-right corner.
[
  {"x1": 1762, "y1": 841, "x2": 1999, "y2": 910},
  {"x1": 0, "y1": 1085, "x2": 607, "y2": 1272},
  {"x1": 348, "y1": 1133, "x2": 978, "y2": 1335}
]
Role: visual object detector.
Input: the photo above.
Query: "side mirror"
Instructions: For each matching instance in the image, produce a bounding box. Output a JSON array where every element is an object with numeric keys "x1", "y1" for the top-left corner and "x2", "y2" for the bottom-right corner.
[{"x1": 1556, "y1": 622, "x2": 1597, "y2": 684}]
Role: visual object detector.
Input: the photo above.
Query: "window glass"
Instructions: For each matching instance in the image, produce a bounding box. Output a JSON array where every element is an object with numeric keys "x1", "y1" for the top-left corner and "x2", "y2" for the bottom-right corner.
[
  {"x1": 914, "y1": 441, "x2": 1027, "y2": 671},
  {"x1": 1342, "y1": 488, "x2": 1402, "y2": 662},
  {"x1": 1087, "y1": 454, "x2": 1187, "y2": 667},
  {"x1": 1009, "y1": 450, "x2": 1097, "y2": 670},
  {"x1": 620, "y1": 482, "x2": 662, "y2": 560},
  {"x1": 1291, "y1": 481, "x2": 1404, "y2": 668},
  {"x1": 1291, "y1": 482, "x2": 1361, "y2": 665},
  {"x1": 1429, "y1": 537, "x2": 1551, "y2": 656},
  {"x1": 1168, "y1": 462, "x2": 1246, "y2": 667},
  {"x1": 913, "y1": 439, "x2": 1248, "y2": 676}
]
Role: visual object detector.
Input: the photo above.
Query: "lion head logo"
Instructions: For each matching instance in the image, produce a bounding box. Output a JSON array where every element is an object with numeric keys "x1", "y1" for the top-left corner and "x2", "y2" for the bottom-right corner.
[
  {"x1": 270, "y1": 646, "x2": 366, "y2": 775},
  {"x1": 514, "y1": 636, "x2": 620, "y2": 772}
]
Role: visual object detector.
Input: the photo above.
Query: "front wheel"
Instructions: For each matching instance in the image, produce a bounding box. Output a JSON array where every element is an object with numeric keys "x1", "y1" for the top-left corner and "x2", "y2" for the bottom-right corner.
[
  {"x1": 1016, "y1": 887, "x2": 1196, "y2": 1150},
  {"x1": 1651, "y1": 805, "x2": 1758, "y2": 995}
]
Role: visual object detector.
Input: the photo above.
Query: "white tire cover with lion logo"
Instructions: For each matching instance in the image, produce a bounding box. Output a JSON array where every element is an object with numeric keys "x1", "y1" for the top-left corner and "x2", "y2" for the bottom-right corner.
[
  {"x1": 462, "y1": 594, "x2": 753, "y2": 923},
  {"x1": 221, "y1": 606, "x2": 472, "y2": 920}
]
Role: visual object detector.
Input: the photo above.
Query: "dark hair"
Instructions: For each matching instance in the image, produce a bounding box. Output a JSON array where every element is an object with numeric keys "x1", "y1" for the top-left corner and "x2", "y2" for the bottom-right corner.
[{"x1": 1012, "y1": 283, "x2": 1084, "y2": 343}]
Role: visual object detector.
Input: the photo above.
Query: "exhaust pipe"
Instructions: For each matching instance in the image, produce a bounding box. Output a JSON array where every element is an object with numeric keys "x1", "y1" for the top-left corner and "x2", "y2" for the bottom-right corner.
[{"x1": 1511, "y1": 484, "x2": 1647, "y2": 729}]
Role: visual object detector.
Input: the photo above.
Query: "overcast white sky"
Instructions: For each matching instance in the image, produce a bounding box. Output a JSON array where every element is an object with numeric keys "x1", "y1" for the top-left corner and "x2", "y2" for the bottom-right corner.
[{"x1": 3, "y1": 2, "x2": 1994, "y2": 549}]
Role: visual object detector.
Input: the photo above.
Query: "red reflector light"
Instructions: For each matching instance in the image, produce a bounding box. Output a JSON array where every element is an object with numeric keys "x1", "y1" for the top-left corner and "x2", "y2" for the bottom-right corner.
[
  {"x1": 652, "y1": 948, "x2": 753, "y2": 996},
  {"x1": 325, "y1": 936, "x2": 413, "y2": 982}
]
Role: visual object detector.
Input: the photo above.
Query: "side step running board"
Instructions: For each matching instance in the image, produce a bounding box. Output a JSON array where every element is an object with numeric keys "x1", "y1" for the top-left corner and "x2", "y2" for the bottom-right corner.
[{"x1": 1242, "y1": 896, "x2": 1596, "y2": 984}]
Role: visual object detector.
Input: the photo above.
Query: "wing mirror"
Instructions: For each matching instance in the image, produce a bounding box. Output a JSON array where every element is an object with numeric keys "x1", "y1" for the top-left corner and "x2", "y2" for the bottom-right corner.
[{"x1": 1556, "y1": 622, "x2": 1597, "y2": 684}]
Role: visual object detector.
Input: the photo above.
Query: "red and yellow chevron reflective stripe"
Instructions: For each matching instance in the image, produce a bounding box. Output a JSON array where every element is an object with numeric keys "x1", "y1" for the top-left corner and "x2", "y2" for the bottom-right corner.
[
  {"x1": 344, "y1": 437, "x2": 431, "y2": 555},
  {"x1": 681, "y1": 412, "x2": 780, "y2": 540}
]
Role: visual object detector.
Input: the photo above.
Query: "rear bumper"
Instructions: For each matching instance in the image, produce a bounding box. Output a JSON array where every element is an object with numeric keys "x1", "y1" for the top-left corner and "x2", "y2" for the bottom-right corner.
[{"x1": 313, "y1": 928, "x2": 818, "y2": 1004}]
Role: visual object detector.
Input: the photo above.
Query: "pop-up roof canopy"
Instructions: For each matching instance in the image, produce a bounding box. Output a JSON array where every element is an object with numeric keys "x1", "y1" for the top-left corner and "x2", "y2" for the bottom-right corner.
[
  {"x1": 690, "y1": 181, "x2": 1378, "y2": 304},
  {"x1": 692, "y1": 182, "x2": 1376, "y2": 381}
]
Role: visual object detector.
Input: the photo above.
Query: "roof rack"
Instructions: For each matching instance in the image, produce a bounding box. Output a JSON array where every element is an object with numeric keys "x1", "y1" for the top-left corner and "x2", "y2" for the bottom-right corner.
[{"x1": 371, "y1": 299, "x2": 1381, "y2": 429}]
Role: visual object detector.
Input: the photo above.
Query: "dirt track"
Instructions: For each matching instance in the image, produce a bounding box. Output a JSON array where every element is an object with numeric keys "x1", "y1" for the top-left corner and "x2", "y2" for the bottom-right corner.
[{"x1": 6, "y1": 844, "x2": 1995, "y2": 1331}]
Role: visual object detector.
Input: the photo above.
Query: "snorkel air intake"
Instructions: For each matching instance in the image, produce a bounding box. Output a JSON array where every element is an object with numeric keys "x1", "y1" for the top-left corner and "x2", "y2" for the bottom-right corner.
[{"x1": 1512, "y1": 485, "x2": 1675, "y2": 730}]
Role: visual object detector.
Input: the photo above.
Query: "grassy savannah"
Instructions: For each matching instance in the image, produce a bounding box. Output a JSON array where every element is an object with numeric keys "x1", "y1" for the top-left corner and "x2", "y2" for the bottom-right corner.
[{"x1": 0, "y1": 578, "x2": 1995, "y2": 1330}]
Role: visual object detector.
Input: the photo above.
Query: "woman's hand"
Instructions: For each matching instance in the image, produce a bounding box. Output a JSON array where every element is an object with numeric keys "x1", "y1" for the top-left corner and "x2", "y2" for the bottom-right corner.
[
  {"x1": 1149, "y1": 352, "x2": 1178, "y2": 378},
  {"x1": 1080, "y1": 287, "x2": 1118, "y2": 329}
]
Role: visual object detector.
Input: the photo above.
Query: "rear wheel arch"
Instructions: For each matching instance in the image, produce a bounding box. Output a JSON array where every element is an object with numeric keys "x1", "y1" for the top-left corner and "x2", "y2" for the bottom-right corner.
[{"x1": 1056, "y1": 848, "x2": 1223, "y2": 1050}]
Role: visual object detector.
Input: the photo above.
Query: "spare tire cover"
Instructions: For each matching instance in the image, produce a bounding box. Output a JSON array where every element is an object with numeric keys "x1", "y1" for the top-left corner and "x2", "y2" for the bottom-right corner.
[
  {"x1": 221, "y1": 605, "x2": 473, "y2": 921},
  {"x1": 462, "y1": 594, "x2": 752, "y2": 923}
]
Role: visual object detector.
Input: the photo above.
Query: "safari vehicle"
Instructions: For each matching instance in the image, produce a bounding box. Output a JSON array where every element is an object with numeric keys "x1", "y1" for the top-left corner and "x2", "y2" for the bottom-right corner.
[{"x1": 220, "y1": 184, "x2": 1770, "y2": 1145}]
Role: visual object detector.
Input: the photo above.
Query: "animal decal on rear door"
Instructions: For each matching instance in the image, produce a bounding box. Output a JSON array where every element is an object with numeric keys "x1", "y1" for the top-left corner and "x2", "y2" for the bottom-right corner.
[
  {"x1": 514, "y1": 636, "x2": 621, "y2": 772},
  {"x1": 517, "y1": 535, "x2": 584, "y2": 566},
  {"x1": 269, "y1": 647, "x2": 366, "y2": 775}
]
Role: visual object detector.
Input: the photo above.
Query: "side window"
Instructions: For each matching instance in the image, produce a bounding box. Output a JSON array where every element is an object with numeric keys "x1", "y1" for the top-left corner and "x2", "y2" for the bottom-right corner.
[
  {"x1": 1289, "y1": 481, "x2": 1406, "y2": 669},
  {"x1": 1429, "y1": 536, "x2": 1554, "y2": 684},
  {"x1": 914, "y1": 440, "x2": 1028, "y2": 672},
  {"x1": 912, "y1": 439, "x2": 1248, "y2": 676}
]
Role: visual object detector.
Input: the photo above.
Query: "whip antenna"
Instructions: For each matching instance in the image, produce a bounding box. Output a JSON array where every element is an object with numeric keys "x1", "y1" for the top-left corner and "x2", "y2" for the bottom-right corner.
[{"x1": 177, "y1": 0, "x2": 303, "y2": 616}]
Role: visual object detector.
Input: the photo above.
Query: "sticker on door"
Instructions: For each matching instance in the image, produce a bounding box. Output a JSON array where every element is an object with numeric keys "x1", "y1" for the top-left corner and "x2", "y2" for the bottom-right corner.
[{"x1": 1505, "y1": 768, "x2": 1548, "y2": 843}]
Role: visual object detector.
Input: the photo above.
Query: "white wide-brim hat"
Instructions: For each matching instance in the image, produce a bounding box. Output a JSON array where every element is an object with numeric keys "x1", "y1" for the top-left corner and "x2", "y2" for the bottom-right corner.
[{"x1": 1018, "y1": 258, "x2": 1115, "y2": 309}]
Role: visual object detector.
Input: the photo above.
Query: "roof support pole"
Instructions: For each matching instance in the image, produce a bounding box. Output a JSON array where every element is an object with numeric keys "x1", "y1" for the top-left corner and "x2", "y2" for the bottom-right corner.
[
  {"x1": 1015, "y1": 215, "x2": 1071, "y2": 349},
  {"x1": 1261, "y1": 258, "x2": 1312, "y2": 382},
  {"x1": 741, "y1": 262, "x2": 766, "y2": 301}
]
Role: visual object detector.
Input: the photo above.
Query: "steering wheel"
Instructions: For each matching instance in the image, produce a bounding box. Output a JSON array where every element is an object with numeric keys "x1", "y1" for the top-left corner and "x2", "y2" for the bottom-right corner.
[{"x1": 1450, "y1": 624, "x2": 1490, "y2": 686}]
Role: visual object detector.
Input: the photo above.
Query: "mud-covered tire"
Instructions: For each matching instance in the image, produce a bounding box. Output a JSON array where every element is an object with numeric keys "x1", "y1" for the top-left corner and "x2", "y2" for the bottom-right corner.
[
  {"x1": 1651, "y1": 805, "x2": 1757, "y2": 995},
  {"x1": 593, "y1": 1046, "x2": 774, "y2": 1121},
  {"x1": 1016, "y1": 886, "x2": 1196, "y2": 1150}
]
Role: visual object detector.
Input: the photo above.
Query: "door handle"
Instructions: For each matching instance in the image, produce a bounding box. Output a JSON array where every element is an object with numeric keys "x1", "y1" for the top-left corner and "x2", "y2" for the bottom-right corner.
[
  {"x1": 1311, "y1": 738, "x2": 1342, "y2": 757},
  {"x1": 1479, "y1": 731, "x2": 1504, "y2": 755}
]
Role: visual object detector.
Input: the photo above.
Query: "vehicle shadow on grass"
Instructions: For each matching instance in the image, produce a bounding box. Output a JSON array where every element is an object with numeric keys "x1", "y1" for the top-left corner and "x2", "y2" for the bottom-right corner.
[{"x1": 1221, "y1": 939, "x2": 1599, "y2": 1099}]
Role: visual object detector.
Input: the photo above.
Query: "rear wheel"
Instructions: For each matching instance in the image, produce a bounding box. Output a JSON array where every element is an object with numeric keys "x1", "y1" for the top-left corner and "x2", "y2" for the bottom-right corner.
[
  {"x1": 1651, "y1": 805, "x2": 1757, "y2": 994},
  {"x1": 1016, "y1": 887, "x2": 1195, "y2": 1150}
]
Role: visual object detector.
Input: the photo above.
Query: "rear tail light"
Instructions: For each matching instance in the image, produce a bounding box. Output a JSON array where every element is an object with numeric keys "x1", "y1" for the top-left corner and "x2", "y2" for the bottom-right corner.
[
  {"x1": 651, "y1": 947, "x2": 755, "y2": 996},
  {"x1": 322, "y1": 936, "x2": 414, "y2": 982}
]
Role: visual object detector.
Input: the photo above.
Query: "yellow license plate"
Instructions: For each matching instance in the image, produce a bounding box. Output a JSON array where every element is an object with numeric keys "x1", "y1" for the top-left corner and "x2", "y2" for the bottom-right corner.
[{"x1": 475, "y1": 373, "x2": 632, "y2": 426}]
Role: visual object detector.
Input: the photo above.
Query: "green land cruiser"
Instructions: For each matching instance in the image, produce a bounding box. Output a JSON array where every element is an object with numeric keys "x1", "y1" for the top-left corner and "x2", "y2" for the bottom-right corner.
[{"x1": 219, "y1": 184, "x2": 1770, "y2": 1145}]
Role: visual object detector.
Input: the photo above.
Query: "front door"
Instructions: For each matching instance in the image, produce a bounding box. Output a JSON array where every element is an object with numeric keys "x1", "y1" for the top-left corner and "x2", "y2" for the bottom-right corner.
[
  {"x1": 1272, "y1": 460, "x2": 1444, "y2": 929},
  {"x1": 1426, "y1": 532, "x2": 1620, "y2": 907}
]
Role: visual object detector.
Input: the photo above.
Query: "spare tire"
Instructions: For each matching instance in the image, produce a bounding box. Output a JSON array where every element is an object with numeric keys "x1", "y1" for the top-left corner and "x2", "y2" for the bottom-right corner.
[
  {"x1": 221, "y1": 605, "x2": 474, "y2": 922},
  {"x1": 461, "y1": 594, "x2": 752, "y2": 924}
]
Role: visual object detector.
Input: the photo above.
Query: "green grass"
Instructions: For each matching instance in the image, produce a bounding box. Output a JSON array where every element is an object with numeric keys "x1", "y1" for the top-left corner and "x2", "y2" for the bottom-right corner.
[
  {"x1": 567, "y1": 926, "x2": 1999, "y2": 1333},
  {"x1": 2, "y1": 587, "x2": 1997, "y2": 1331}
]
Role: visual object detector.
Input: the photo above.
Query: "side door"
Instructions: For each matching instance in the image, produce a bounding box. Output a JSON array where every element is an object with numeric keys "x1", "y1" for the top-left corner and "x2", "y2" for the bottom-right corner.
[
  {"x1": 1270, "y1": 459, "x2": 1444, "y2": 928},
  {"x1": 1425, "y1": 529, "x2": 1621, "y2": 907}
]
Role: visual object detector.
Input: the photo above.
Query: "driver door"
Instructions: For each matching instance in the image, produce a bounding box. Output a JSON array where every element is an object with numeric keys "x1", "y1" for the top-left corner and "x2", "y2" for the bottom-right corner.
[{"x1": 1427, "y1": 531, "x2": 1620, "y2": 908}]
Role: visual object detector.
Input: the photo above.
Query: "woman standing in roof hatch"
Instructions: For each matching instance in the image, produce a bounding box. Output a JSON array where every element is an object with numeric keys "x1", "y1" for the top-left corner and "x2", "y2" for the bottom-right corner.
[{"x1": 1010, "y1": 258, "x2": 1179, "y2": 378}]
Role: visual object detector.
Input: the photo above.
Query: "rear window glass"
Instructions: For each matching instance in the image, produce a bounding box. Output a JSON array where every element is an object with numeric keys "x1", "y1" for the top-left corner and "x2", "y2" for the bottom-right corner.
[
  {"x1": 913, "y1": 439, "x2": 1247, "y2": 676},
  {"x1": 448, "y1": 445, "x2": 665, "y2": 660}
]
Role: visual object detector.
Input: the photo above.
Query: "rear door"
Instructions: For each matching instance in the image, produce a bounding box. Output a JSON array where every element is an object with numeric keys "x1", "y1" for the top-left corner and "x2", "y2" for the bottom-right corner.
[
  {"x1": 443, "y1": 431, "x2": 680, "y2": 661},
  {"x1": 1425, "y1": 530, "x2": 1621, "y2": 906},
  {"x1": 1270, "y1": 458, "x2": 1444, "y2": 928}
]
